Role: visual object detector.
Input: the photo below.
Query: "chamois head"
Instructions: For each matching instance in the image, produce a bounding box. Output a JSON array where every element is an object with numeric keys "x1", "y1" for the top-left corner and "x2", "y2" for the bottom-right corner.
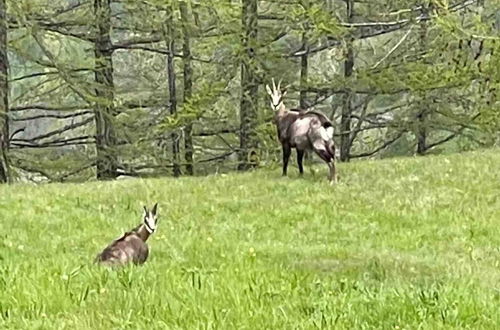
[
  {"x1": 142, "y1": 203, "x2": 159, "y2": 234},
  {"x1": 265, "y1": 78, "x2": 287, "y2": 112}
]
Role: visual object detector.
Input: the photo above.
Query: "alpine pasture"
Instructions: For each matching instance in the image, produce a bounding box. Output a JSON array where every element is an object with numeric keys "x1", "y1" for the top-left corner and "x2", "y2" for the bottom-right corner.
[{"x1": 1, "y1": 150, "x2": 500, "y2": 329}]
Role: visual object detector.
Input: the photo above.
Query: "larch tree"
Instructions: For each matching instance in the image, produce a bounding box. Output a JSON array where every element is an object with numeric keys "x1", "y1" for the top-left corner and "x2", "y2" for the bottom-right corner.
[
  {"x1": 238, "y1": 0, "x2": 259, "y2": 170},
  {"x1": 165, "y1": 2, "x2": 181, "y2": 177},
  {"x1": 94, "y1": 0, "x2": 118, "y2": 180},
  {"x1": 180, "y1": 0, "x2": 194, "y2": 175},
  {"x1": 0, "y1": 0, "x2": 496, "y2": 182},
  {"x1": 0, "y1": 0, "x2": 8, "y2": 183}
]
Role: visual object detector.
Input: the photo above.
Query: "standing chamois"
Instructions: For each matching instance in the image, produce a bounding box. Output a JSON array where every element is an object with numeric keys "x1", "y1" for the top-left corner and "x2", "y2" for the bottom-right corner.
[
  {"x1": 95, "y1": 203, "x2": 159, "y2": 266},
  {"x1": 266, "y1": 79, "x2": 337, "y2": 183}
]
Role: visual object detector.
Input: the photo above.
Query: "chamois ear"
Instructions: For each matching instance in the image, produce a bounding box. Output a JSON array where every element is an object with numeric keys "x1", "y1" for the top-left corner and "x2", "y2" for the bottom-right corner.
[
  {"x1": 151, "y1": 203, "x2": 158, "y2": 216},
  {"x1": 282, "y1": 89, "x2": 287, "y2": 98},
  {"x1": 143, "y1": 205, "x2": 148, "y2": 215},
  {"x1": 265, "y1": 84, "x2": 273, "y2": 96}
]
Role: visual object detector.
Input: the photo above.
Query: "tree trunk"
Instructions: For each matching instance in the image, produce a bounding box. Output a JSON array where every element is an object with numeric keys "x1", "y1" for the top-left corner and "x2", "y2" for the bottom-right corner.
[
  {"x1": 416, "y1": 12, "x2": 428, "y2": 155},
  {"x1": 0, "y1": 0, "x2": 8, "y2": 183},
  {"x1": 238, "y1": 0, "x2": 259, "y2": 170},
  {"x1": 299, "y1": 2, "x2": 310, "y2": 161},
  {"x1": 180, "y1": 1, "x2": 194, "y2": 175},
  {"x1": 340, "y1": 0, "x2": 354, "y2": 162},
  {"x1": 94, "y1": 0, "x2": 117, "y2": 180},
  {"x1": 299, "y1": 32, "x2": 308, "y2": 109},
  {"x1": 300, "y1": 38, "x2": 311, "y2": 161},
  {"x1": 416, "y1": 111, "x2": 427, "y2": 155},
  {"x1": 166, "y1": 4, "x2": 181, "y2": 177}
]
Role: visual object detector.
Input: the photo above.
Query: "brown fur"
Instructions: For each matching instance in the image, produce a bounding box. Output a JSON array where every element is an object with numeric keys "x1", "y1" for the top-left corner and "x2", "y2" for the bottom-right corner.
[
  {"x1": 95, "y1": 204, "x2": 158, "y2": 267},
  {"x1": 275, "y1": 109, "x2": 333, "y2": 146},
  {"x1": 290, "y1": 108, "x2": 333, "y2": 127},
  {"x1": 95, "y1": 227, "x2": 150, "y2": 266},
  {"x1": 266, "y1": 80, "x2": 337, "y2": 182}
]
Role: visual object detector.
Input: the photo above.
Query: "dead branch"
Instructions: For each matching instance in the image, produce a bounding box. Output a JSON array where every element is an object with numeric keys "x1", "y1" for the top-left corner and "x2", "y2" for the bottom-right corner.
[
  {"x1": 57, "y1": 162, "x2": 96, "y2": 182},
  {"x1": 10, "y1": 68, "x2": 92, "y2": 83},
  {"x1": 194, "y1": 128, "x2": 238, "y2": 136},
  {"x1": 350, "y1": 131, "x2": 406, "y2": 158},
  {"x1": 11, "y1": 117, "x2": 94, "y2": 143},
  {"x1": 10, "y1": 135, "x2": 94, "y2": 149}
]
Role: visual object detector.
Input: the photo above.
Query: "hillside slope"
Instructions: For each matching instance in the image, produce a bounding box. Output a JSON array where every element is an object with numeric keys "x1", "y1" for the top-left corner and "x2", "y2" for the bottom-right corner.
[{"x1": 1, "y1": 150, "x2": 500, "y2": 329}]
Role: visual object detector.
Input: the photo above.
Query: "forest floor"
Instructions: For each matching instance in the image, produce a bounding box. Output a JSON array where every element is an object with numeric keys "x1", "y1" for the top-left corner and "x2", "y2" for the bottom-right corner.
[{"x1": 1, "y1": 149, "x2": 500, "y2": 329}]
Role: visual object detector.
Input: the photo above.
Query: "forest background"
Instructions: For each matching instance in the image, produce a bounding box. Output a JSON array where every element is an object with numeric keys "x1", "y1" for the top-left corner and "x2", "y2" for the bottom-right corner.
[{"x1": 0, "y1": 0, "x2": 498, "y2": 183}]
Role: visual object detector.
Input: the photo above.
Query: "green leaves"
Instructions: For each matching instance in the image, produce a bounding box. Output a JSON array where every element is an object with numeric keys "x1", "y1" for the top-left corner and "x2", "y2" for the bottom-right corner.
[{"x1": 3, "y1": 0, "x2": 499, "y2": 180}]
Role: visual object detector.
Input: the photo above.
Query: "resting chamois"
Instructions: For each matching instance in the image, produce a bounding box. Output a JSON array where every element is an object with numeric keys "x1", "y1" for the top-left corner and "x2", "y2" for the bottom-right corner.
[
  {"x1": 266, "y1": 79, "x2": 337, "y2": 183},
  {"x1": 95, "y1": 203, "x2": 159, "y2": 266}
]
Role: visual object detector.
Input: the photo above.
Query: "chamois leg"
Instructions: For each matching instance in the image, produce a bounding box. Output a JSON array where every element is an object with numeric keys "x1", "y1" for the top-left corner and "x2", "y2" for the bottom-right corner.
[
  {"x1": 297, "y1": 149, "x2": 305, "y2": 175},
  {"x1": 328, "y1": 143, "x2": 337, "y2": 183},
  {"x1": 327, "y1": 160, "x2": 337, "y2": 184},
  {"x1": 282, "y1": 144, "x2": 291, "y2": 176},
  {"x1": 314, "y1": 148, "x2": 336, "y2": 184}
]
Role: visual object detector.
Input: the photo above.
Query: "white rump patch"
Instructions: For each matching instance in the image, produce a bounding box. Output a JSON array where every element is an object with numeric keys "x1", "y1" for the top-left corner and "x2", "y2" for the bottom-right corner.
[
  {"x1": 318, "y1": 127, "x2": 331, "y2": 141},
  {"x1": 326, "y1": 126, "x2": 334, "y2": 139}
]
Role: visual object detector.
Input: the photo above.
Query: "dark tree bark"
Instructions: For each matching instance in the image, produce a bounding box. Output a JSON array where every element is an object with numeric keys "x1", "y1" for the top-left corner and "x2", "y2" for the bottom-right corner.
[
  {"x1": 299, "y1": 1, "x2": 310, "y2": 161},
  {"x1": 238, "y1": 0, "x2": 259, "y2": 170},
  {"x1": 340, "y1": 0, "x2": 354, "y2": 162},
  {"x1": 166, "y1": 3, "x2": 181, "y2": 177},
  {"x1": 94, "y1": 0, "x2": 118, "y2": 180},
  {"x1": 180, "y1": 1, "x2": 194, "y2": 175},
  {"x1": 300, "y1": 35, "x2": 311, "y2": 162},
  {"x1": 299, "y1": 32, "x2": 309, "y2": 109},
  {"x1": 0, "y1": 0, "x2": 8, "y2": 183},
  {"x1": 416, "y1": 12, "x2": 428, "y2": 155},
  {"x1": 416, "y1": 110, "x2": 427, "y2": 155},
  {"x1": 299, "y1": 0, "x2": 310, "y2": 110}
]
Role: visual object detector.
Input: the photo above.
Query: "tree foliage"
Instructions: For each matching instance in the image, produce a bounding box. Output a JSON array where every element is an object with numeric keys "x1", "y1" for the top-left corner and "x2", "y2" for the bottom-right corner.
[{"x1": 0, "y1": 0, "x2": 498, "y2": 182}]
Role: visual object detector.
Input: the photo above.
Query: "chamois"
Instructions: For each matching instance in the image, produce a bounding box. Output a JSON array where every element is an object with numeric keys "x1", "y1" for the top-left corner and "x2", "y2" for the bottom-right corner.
[
  {"x1": 95, "y1": 203, "x2": 159, "y2": 266},
  {"x1": 266, "y1": 79, "x2": 337, "y2": 183}
]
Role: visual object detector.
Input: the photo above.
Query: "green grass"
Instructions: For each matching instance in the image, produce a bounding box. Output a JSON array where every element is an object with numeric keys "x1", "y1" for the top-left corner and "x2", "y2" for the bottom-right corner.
[{"x1": 1, "y1": 150, "x2": 500, "y2": 329}]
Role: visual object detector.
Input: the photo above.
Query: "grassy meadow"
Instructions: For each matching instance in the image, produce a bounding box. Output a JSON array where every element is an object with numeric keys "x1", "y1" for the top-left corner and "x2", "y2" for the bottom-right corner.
[{"x1": 1, "y1": 150, "x2": 500, "y2": 329}]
